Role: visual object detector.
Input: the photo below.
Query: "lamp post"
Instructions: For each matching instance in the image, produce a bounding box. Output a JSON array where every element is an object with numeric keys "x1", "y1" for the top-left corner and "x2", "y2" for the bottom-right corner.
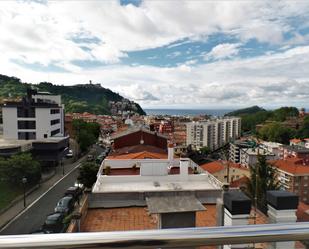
[{"x1": 22, "y1": 177, "x2": 27, "y2": 208}]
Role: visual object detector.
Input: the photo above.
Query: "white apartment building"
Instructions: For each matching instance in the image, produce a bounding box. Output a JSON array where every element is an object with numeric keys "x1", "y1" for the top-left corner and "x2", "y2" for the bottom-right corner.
[
  {"x1": 186, "y1": 117, "x2": 241, "y2": 150},
  {"x1": 2, "y1": 89, "x2": 64, "y2": 140},
  {"x1": 240, "y1": 147, "x2": 276, "y2": 168}
]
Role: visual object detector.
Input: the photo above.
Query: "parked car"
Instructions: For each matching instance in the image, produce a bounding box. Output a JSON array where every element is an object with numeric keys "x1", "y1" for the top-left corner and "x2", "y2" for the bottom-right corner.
[
  {"x1": 64, "y1": 186, "x2": 83, "y2": 200},
  {"x1": 66, "y1": 149, "x2": 73, "y2": 158},
  {"x1": 54, "y1": 196, "x2": 75, "y2": 214},
  {"x1": 42, "y1": 213, "x2": 65, "y2": 233},
  {"x1": 87, "y1": 154, "x2": 94, "y2": 161}
]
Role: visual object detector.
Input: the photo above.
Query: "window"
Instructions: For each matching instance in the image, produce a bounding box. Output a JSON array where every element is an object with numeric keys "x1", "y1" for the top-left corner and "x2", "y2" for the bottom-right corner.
[
  {"x1": 17, "y1": 107, "x2": 35, "y2": 118},
  {"x1": 51, "y1": 129, "x2": 60, "y2": 136},
  {"x1": 18, "y1": 132, "x2": 36, "y2": 140},
  {"x1": 50, "y1": 109, "x2": 60, "y2": 114},
  {"x1": 50, "y1": 119, "x2": 60, "y2": 125},
  {"x1": 18, "y1": 120, "x2": 36, "y2": 129}
]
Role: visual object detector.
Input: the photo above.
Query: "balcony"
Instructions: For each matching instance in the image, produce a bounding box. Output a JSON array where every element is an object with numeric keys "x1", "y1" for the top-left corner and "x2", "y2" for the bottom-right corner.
[{"x1": 1, "y1": 222, "x2": 309, "y2": 248}]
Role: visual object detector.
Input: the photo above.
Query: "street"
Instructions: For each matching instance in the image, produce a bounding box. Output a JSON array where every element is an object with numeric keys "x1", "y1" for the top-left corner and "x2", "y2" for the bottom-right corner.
[{"x1": 0, "y1": 166, "x2": 79, "y2": 235}]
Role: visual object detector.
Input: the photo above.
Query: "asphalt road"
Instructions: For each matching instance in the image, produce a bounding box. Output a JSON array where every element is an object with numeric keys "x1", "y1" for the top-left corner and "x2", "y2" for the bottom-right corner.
[{"x1": 0, "y1": 166, "x2": 79, "y2": 235}]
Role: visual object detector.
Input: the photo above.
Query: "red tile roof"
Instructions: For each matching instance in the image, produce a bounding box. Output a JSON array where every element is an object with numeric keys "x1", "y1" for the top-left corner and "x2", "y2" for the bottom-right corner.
[
  {"x1": 229, "y1": 176, "x2": 250, "y2": 188},
  {"x1": 290, "y1": 138, "x2": 302, "y2": 144},
  {"x1": 270, "y1": 158, "x2": 309, "y2": 175},
  {"x1": 107, "y1": 150, "x2": 168, "y2": 160},
  {"x1": 297, "y1": 202, "x2": 309, "y2": 222},
  {"x1": 200, "y1": 161, "x2": 248, "y2": 174}
]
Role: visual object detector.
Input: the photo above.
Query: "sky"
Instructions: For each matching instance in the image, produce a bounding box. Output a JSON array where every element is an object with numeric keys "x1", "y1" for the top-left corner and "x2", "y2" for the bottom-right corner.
[{"x1": 1, "y1": 1, "x2": 309, "y2": 109}]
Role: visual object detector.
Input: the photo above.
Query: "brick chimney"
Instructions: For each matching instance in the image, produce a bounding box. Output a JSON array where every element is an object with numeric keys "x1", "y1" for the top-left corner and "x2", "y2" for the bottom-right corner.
[{"x1": 267, "y1": 190, "x2": 299, "y2": 249}]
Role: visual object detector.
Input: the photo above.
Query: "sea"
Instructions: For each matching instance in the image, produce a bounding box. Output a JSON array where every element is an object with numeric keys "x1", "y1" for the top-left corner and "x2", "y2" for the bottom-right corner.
[{"x1": 144, "y1": 109, "x2": 234, "y2": 117}]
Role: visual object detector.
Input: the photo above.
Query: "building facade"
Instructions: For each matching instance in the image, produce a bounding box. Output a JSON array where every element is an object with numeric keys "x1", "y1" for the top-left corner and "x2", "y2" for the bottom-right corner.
[
  {"x1": 186, "y1": 117, "x2": 241, "y2": 150},
  {"x1": 2, "y1": 89, "x2": 64, "y2": 140}
]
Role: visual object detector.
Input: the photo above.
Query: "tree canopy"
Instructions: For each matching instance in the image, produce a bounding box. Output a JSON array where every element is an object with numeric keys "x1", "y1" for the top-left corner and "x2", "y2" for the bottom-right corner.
[
  {"x1": 77, "y1": 162, "x2": 99, "y2": 188},
  {"x1": 246, "y1": 155, "x2": 280, "y2": 212},
  {"x1": 0, "y1": 153, "x2": 41, "y2": 186},
  {"x1": 73, "y1": 119, "x2": 101, "y2": 152}
]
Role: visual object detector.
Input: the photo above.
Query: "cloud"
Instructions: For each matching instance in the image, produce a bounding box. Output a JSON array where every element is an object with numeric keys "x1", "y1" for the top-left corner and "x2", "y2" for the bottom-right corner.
[
  {"x1": 1, "y1": 1, "x2": 309, "y2": 108},
  {"x1": 204, "y1": 43, "x2": 241, "y2": 60}
]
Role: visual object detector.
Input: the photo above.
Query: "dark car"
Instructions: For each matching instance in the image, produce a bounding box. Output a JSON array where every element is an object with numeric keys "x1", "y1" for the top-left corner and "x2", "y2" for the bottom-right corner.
[
  {"x1": 42, "y1": 213, "x2": 65, "y2": 233},
  {"x1": 64, "y1": 186, "x2": 83, "y2": 201},
  {"x1": 54, "y1": 196, "x2": 75, "y2": 214}
]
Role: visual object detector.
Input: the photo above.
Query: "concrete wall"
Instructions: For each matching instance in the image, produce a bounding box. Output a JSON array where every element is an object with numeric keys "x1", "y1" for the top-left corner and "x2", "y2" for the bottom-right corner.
[{"x1": 2, "y1": 107, "x2": 18, "y2": 139}]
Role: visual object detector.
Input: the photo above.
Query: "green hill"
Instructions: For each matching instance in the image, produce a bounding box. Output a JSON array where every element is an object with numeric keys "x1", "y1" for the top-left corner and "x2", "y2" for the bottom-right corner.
[
  {"x1": 226, "y1": 105, "x2": 300, "y2": 133},
  {"x1": 0, "y1": 74, "x2": 146, "y2": 115},
  {"x1": 225, "y1": 105, "x2": 266, "y2": 116}
]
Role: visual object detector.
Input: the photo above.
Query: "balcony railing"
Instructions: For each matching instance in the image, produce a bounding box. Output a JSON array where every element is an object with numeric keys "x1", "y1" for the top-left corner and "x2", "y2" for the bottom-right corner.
[{"x1": 1, "y1": 222, "x2": 309, "y2": 249}]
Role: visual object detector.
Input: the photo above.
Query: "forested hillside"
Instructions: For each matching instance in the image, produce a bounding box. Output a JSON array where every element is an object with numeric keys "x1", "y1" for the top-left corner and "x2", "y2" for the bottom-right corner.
[{"x1": 0, "y1": 74, "x2": 145, "y2": 115}]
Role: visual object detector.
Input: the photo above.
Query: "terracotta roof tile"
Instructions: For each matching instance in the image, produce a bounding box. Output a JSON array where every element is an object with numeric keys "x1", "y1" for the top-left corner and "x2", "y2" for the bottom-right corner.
[
  {"x1": 200, "y1": 161, "x2": 248, "y2": 174},
  {"x1": 270, "y1": 158, "x2": 309, "y2": 175},
  {"x1": 107, "y1": 150, "x2": 168, "y2": 159}
]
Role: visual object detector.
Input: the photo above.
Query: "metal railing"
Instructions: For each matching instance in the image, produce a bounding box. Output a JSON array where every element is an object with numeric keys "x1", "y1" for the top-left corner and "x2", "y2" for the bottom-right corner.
[{"x1": 1, "y1": 222, "x2": 309, "y2": 249}]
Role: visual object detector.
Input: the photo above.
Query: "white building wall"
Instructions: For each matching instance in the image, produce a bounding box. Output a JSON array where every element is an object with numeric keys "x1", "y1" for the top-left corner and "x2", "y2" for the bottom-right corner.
[
  {"x1": 186, "y1": 117, "x2": 241, "y2": 151},
  {"x1": 2, "y1": 107, "x2": 18, "y2": 139}
]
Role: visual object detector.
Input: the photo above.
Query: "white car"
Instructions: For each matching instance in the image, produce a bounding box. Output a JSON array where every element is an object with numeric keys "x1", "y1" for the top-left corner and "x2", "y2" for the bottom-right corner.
[{"x1": 66, "y1": 149, "x2": 73, "y2": 158}]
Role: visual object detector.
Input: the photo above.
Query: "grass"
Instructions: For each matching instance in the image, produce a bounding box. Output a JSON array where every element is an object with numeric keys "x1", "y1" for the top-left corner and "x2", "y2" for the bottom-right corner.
[{"x1": 0, "y1": 181, "x2": 23, "y2": 211}]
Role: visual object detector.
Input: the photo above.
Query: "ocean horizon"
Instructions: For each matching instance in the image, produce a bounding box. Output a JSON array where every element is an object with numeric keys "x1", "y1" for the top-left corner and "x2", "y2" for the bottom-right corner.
[{"x1": 144, "y1": 108, "x2": 235, "y2": 117}]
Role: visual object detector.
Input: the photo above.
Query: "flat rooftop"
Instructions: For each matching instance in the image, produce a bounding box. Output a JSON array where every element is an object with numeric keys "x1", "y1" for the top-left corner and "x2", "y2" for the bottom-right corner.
[
  {"x1": 146, "y1": 195, "x2": 205, "y2": 214},
  {"x1": 81, "y1": 205, "x2": 267, "y2": 232},
  {"x1": 93, "y1": 177, "x2": 218, "y2": 193},
  {"x1": 0, "y1": 137, "x2": 32, "y2": 149}
]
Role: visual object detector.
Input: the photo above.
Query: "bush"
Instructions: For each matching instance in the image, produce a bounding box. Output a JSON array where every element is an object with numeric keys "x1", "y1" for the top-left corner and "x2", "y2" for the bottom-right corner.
[{"x1": 77, "y1": 162, "x2": 99, "y2": 188}]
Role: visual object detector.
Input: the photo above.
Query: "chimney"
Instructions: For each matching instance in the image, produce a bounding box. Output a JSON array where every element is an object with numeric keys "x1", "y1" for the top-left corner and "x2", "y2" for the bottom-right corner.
[
  {"x1": 179, "y1": 158, "x2": 189, "y2": 180},
  {"x1": 168, "y1": 141, "x2": 174, "y2": 163},
  {"x1": 223, "y1": 190, "x2": 251, "y2": 249},
  {"x1": 266, "y1": 190, "x2": 299, "y2": 249}
]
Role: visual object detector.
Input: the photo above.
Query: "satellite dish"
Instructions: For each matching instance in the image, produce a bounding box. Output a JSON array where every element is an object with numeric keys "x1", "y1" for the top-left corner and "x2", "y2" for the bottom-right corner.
[{"x1": 140, "y1": 139, "x2": 144, "y2": 144}]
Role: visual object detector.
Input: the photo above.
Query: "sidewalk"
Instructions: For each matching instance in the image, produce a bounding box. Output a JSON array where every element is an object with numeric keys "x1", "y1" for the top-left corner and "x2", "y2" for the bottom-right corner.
[{"x1": 0, "y1": 154, "x2": 87, "y2": 230}]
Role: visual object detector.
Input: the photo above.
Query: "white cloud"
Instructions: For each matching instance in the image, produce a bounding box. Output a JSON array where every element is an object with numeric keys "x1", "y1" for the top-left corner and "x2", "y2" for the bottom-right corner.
[
  {"x1": 204, "y1": 43, "x2": 241, "y2": 60},
  {"x1": 1, "y1": 1, "x2": 309, "y2": 108},
  {"x1": 2, "y1": 44, "x2": 309, "y2": 108},
  {"x1": 1, "y1": 1, "x2": 309, "y2": 65}
]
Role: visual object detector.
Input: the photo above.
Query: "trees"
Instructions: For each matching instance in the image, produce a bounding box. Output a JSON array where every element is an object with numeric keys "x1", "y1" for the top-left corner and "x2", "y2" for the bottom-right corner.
[
  {"x1": 73, "y1": 120, "x2": 101, "y2": 152},
  {"x1": 297, "y1": 116, "x2": 309, "y2": 138},
  {"x1": 247, "y1": 155, "x2": 280, "y2": 212},
  {"x1": 0, "y1": 153, "x2": 41, "y2": 186},
  {"x1": 77, "y1": 162, "x2": 99, "y2": 188},
  {"x1": 258, "y1": 122, "x2": 295, "y2": 144}
]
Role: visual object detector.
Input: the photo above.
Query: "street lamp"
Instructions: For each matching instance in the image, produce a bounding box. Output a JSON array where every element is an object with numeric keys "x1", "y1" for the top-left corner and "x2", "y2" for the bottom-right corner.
[{"x1": 22, "y1": 177, "x2": 27, "y2": 208}]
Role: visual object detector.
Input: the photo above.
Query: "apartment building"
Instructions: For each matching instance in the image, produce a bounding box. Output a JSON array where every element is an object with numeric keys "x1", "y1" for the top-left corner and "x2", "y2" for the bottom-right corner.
[
  {"x1": 271, "y1": 158, "x2": 309, "y2": 204},
  {"x1": 2, "y1": 89, "x2": 64, "y2": 140},
  {"x1": 229, "y1": 139, "x2": 254, "y2": 163},
  {"x1": 0, "y1": 89, "x2": 68, "y2": 165},
  {"x1": 240, "y1": 148, "x2": 276, "y2": 168},
  {"x1": 186, "y1": 117, "x2": 241, "y2": 150}
]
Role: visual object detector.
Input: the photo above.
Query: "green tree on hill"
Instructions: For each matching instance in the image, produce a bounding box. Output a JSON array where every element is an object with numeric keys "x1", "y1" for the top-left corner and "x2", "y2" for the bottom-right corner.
[{"x1": 258, "y1": 122, "x2": 295, "y2": 144}]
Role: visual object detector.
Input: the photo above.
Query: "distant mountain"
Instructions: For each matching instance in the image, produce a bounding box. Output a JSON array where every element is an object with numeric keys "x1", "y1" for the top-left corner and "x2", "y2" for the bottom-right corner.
[
  {"x1": 225, "y1": 106, "x2": 266, "y2": 116},
  {"x1": 0, "y1": 74, "x2": 146, "y2": 115}
]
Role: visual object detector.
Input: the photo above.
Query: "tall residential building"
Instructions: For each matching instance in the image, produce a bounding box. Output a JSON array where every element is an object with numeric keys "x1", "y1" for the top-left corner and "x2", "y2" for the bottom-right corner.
[
  {"x1": 1, "y1": 88, "x2": 68, "y2": 166},
  {"x1": 186, "y1": 117, "x2": 241, "y2": 150},
  {"x1": 2, "y1": 89, "x2": 64, "y2": 140}
]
